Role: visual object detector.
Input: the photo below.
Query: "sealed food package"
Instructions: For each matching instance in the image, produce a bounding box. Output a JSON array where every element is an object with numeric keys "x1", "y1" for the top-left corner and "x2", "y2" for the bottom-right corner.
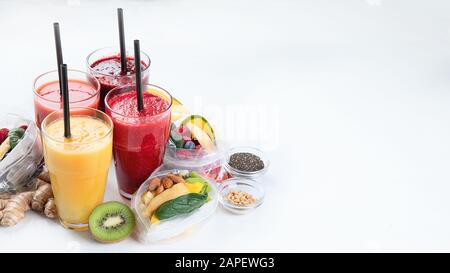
[
  {"x1": 131, "y1": 169, "x2": 218, "y2": 243},
  {"x1": 0, "y1": 114, "x2": 43, "y2": 193}
]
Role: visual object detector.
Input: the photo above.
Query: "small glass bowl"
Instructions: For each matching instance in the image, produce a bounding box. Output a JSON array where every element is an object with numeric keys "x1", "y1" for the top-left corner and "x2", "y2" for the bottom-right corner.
[
  {"x1": 224, "y1": 146, "x2": 269, "y2": 179},
  {"x1": 218, "y1": 178, "x2": 265, "y2": 214}
]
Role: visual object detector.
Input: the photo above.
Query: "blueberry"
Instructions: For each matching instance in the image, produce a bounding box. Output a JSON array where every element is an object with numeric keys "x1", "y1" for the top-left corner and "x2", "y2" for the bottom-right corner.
[{"x1": 184, "y1": 140, "x2": 196, "y2": 149}]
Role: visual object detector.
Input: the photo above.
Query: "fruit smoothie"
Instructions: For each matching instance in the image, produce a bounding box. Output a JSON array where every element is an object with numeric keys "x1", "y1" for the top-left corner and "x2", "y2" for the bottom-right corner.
[
  {"x1": 87, "y1": 48, "x2": 150, "y2": 111},
  {"x1": 105, "y1": 84, "x2": 171, "y2": 198},
  {"x1": 41, "y1": 109, "x2": 113, "y2": 230},
  {"x1": 33, "y1": 70, "x2": 100, "y2": 128}
]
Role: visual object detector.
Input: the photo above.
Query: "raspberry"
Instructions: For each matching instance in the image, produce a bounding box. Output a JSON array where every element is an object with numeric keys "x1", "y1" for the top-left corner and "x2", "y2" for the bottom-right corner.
[{"x1": 0, "y1": 128, "x2": 9, "y2": 144}]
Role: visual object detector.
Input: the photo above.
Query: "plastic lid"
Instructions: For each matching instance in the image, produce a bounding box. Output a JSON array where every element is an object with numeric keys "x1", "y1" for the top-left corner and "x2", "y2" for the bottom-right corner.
[{"x1": 163, "y1": 141, "x2": 226, "y2": 169}]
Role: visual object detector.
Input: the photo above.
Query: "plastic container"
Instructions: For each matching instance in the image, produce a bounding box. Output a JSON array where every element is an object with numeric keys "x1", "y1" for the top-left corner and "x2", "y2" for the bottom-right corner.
[
  {"x1": 218, "y1": 177, "x2": 265, "y2": 214},
  {"x1": 163, "y1": 141, "x2": 227, "y2": 182},
  {"x1": 224, "y1": 146, "x2": 269, "y2": 179},
  {"x1": 0, "y1": 114, "x2": 43, "y2": 193},
  {"x1": 131, "y1": 169, "x2": 218, "y2": 243}
]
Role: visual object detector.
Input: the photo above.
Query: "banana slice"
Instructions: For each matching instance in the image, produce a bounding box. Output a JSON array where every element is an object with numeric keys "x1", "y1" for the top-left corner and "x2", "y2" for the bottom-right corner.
[{"x1": 0, "y1": 138, "x2": 10, "y2": 161}]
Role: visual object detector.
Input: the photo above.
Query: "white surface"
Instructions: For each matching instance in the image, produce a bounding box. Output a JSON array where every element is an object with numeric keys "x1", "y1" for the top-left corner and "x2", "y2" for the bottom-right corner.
[{"x1": 1, "y1": 0, "x2": 450, "y2": 252}]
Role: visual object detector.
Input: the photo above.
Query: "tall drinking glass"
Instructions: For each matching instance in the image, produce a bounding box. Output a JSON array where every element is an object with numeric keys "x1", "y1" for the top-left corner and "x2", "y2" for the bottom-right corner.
[
  {"x1": 105, "y1": 84, "x2": 172, "y2": 198},
  {"x1": 86, "y1": 47, "x2": 151, "y2": 111},
  {"x1": 33, "y1": 69, "x2": 100, "y2": 129},
  {"x1": 41, "y1": 108, "x2": 113, "y2": 231}
]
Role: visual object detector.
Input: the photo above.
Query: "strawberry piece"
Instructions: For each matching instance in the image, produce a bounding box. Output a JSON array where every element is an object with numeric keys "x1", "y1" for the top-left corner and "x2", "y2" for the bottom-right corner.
[
  {"x1": 178, "y1": 125, "x2": 191, "y2": 137},
  {"x1": 0, "y1": 128, "x2": 9, "y2": 144},
  {"x1": 19, "y1": 125, "x2": 28, "y2": 131},
  {"x1": 178, "y1": 125, "x2": 186, "y2": 134}
]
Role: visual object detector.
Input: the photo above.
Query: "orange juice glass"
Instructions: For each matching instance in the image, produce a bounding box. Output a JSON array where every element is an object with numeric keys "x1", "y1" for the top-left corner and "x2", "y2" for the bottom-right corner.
[{"x1": 41, "y1": 107, "x2": 113, "y2": 231}]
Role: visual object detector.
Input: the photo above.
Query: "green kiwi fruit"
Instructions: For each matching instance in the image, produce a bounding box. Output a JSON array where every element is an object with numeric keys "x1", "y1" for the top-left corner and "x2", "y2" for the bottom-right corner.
[{"x1": 88, "y1": 201, "x2": 136, "y2": 243}]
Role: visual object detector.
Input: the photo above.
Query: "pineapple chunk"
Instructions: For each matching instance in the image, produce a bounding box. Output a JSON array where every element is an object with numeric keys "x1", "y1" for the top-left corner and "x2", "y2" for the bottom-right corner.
[{"x1": 184, "y1": 181, "x2": 205, "y2": 193}]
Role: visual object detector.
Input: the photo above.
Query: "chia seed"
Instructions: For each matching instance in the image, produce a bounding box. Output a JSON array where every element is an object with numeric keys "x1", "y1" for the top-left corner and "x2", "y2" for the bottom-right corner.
[{"x1": 228, "y1": 152, "x2": 264, "y2": 172}]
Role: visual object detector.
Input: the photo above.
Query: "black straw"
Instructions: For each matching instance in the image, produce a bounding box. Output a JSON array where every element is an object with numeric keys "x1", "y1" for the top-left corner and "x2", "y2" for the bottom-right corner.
[
  {"x1": 117, "y1": 8, "x2": 127, "y2": 75},
  {"x1": 53, "y1": 23, "x2": 64, "y2": 95},
  {"x1": 134, "y1": 40, "x2": 144, "y2": 112},
  {"x1": 60, "y1": 64, "x2": 71, "y2": 138}
]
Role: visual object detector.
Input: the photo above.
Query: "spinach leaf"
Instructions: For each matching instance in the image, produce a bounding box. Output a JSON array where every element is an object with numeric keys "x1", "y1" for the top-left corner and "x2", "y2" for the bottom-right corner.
[
  {"x1": 8, "y1": 128, "x2": 25, "y2": 149},
  {"x1": 155, "y1": 193, "x2": 208, "y2": 220}
]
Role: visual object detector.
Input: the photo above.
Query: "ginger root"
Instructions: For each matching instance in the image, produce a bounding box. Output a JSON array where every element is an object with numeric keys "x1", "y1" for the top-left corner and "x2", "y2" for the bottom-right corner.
[
  {"x1": 31, "y1": 178, "x2": 53, "y2": 212},
  {"x1": 37, "y1": 166, "x2": 50, "y2": 183},
  {"x1": 44, "y1": 198, "x2": 57, "y2": 218},
  {"x1": 0, "y1": 167, "x2": 57, "y2": 227},
  {"x1": 0, "y1": 191, "x2": 33, "y2": 226}
]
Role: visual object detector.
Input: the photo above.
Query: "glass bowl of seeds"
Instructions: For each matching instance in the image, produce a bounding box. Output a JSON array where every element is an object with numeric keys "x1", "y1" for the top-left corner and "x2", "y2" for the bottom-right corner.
[
  {"x1": 218, "y1": 177, "x2": 264, "y2": 214},
  {"x1": 224, "y1": 146, "x2": 269, "y2": 179}
]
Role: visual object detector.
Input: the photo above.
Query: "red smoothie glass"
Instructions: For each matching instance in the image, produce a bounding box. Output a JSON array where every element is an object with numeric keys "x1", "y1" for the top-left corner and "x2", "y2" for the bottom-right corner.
[
  {"x1": 86, "y1": 47, "x2": 151, "y2": 111},
  {"x1": 33, "y1": 69, "x2": 100, "y2": 129},
  {"x1": 105, "y1": 84, "x2": 172, "y2": 198}
]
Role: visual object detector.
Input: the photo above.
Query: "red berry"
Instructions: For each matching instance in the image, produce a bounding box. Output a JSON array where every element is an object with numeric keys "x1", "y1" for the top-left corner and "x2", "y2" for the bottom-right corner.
[
  {"x1": 19, "y1": 125, "x2": 28, "y2": 131},
  {"x1": 178, "y1": 126, "x2": 186, "y2": 134},
  {"x1": 178, "y1": 125, "x2": 191, "y2": 137},
  {"x1": 0, "y1": 128, "x2": 9, "y2": 144}
]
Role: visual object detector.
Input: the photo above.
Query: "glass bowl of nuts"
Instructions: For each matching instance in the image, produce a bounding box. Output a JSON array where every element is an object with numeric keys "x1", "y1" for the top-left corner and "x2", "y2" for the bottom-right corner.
[
  {"x1": 218, "y1": 177, "x2": 264, "y2": 214},
  {"x1": 224, "y1": 146, "x2": 269, "y2": 179}
]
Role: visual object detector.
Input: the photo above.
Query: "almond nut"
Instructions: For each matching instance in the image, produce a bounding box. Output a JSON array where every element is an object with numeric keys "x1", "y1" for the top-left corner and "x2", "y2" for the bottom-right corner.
[
  {"x1": 148, "y1": 177, "x2": 161, "y2": 191},
  {"x1": 155, "y1": 185, "x2": 165, "y2": 195},
  {"x1": 162, "y1": 177, "x2": 174, "y2": 189},
  {"x1": 167, "y1": 173, "x2": 185, "y2": 184}
]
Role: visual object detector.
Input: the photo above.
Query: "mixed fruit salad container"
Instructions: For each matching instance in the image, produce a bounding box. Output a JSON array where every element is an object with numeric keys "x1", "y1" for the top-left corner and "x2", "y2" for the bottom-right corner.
[
  {"x1": 163, "y1": 114, "x2": 229, "y2": 182},
  {"x1": 0, "y1": 114, "x2": 43, "y2": 193}
]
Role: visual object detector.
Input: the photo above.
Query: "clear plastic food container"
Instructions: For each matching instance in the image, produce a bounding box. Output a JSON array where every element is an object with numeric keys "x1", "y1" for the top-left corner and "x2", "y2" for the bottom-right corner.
[
  {"x1": 163, "y1": 142, "x2": 228, "y2": 182},
  {"x1": 0, "y1": 114, "x2": 43, "y2": 193},
  {"x1": 131, "y1": 169, "x2": 218, "y2": 243}
]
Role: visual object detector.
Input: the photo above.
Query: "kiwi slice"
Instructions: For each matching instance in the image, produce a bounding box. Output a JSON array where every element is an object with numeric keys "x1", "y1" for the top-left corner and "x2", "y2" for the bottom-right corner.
[{"x1": 88, "y1": 201, "x2": 136, "y2": 243}]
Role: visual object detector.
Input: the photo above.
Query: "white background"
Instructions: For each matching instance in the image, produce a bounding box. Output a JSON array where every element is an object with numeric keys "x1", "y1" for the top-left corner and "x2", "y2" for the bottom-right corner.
[{"x1": 1, "y1": 0, "x2": 450, "y2": 252}]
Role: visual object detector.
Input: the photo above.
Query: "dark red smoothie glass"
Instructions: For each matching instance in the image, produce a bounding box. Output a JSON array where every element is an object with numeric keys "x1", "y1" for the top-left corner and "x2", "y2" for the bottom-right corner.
[
  {"x1": 33, "y1": 69, "x2": 100, "y2": 129},
  {"x1": 86, "y1": 47, "x2": 151, "y2": 111},
  {"x1": 105, "y1": 84, "x2": 172, "y2": 199}
]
